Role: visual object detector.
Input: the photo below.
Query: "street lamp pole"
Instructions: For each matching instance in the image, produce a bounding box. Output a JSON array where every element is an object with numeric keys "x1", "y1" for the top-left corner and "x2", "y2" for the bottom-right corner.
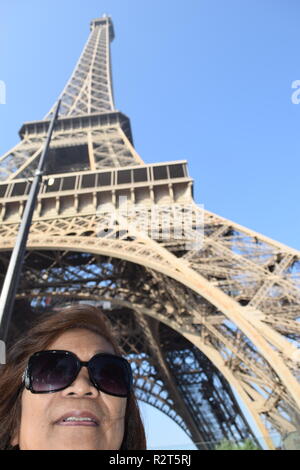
[{"x1": 0, "y1": 100, "x2": 61, "y2": 343}]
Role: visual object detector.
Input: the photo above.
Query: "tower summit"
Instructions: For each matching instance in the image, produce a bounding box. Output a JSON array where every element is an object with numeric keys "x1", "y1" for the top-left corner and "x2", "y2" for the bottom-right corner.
[
  {"x1": 0, "y1": 15, "x2": 299, "y2": 450},
  {"x1": 46, "y1": 15, "x2": 115, "y2": 119}
]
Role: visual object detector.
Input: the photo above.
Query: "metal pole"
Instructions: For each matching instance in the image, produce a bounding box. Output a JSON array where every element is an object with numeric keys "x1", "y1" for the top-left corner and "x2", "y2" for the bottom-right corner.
[{"x1": 0, "y1": 100, "x2": 61, "y2": 343}]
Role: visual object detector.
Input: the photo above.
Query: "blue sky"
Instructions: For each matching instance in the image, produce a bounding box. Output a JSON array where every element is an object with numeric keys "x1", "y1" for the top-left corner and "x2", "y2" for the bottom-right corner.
[{"x1": 0, "y1": 0, "x2": 299, "y2": 449}]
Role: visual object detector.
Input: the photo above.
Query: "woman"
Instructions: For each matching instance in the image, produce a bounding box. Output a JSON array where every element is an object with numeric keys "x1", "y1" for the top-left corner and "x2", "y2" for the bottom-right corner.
[{"x1": 0, "y1": 304, "x2": 146, "y2": 450}]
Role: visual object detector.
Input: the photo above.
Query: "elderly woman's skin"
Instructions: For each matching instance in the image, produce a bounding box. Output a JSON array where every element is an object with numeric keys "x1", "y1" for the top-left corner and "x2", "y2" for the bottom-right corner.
[{"x1": 11, "y1": 328, "x2": 127, "y2": 450}]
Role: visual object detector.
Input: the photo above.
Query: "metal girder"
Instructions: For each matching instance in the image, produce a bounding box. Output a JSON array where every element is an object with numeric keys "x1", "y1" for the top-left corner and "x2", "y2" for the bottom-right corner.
[{"x1": 0, "y1": 217, "x2": 299, "y2": 447}]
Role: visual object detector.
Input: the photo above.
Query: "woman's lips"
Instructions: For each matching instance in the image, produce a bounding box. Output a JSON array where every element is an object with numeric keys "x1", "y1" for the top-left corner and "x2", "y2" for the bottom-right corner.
[
  {"x1": 55, "y1": 410, "x2": 99, "y2": 426},
  {"x1": 57, "y1": 419, "x2": 97, "y2": 427}
]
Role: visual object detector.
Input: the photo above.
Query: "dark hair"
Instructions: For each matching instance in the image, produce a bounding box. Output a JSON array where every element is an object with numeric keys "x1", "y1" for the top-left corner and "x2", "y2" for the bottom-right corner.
[{"x1": 0, "y1": 304, "x2": 146, "y2": 450}]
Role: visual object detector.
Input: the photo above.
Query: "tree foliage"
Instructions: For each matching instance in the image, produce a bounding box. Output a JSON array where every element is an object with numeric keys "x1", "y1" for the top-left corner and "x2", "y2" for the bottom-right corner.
[{"x1": 215, "y1": 438, "x2": 260, "y2": 450}]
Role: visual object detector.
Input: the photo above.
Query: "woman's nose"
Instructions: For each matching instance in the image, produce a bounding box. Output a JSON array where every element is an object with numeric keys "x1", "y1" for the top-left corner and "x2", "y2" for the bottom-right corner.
[{"x1": 61, "y1": 366, "x2": 98, "y2": 397}]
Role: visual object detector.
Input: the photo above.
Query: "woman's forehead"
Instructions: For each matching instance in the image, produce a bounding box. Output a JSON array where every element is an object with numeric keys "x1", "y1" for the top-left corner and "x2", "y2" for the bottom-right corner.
[{"x1": 47, "y1": 328, "x2": 115, "y2": 355}]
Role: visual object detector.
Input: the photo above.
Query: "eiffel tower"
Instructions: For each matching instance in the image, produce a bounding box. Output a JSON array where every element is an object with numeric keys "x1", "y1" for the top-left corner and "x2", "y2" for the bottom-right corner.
[{"x1": 0, "y1": 14, "x2": 300, "y2": 450}]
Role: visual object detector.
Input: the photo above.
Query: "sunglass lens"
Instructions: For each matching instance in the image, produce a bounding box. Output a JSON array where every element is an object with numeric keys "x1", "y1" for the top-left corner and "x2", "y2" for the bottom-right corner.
[
  {"x1": 29, "y1": 352, "x2": 78, "y2": 392},
  {"x1": 89, "y1": 355, "x2": 132, "y2": 397}
]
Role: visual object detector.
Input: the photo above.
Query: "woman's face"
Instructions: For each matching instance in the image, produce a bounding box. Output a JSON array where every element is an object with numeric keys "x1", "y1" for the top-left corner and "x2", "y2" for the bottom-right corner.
[{"x1": 12, "y1": 328, "x2": 127, "y2": 450}]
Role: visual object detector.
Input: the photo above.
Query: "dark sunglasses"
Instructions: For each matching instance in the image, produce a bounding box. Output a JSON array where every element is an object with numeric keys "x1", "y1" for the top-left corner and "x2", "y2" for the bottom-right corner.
[{"x1": 22, "y1": 350, "x2": 133, "y2": 397}]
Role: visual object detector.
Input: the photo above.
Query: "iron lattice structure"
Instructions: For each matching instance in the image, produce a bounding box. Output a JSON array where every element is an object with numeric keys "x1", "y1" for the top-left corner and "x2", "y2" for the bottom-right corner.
[{"x1": 0, "y1": 15, "x2": 299, "y2": 450}]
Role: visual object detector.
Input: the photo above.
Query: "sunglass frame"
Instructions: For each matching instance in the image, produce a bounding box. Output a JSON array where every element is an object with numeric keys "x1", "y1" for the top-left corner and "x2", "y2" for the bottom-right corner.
[{"x1": 23, "y1": 349, "x2": 133, "y2": 397}]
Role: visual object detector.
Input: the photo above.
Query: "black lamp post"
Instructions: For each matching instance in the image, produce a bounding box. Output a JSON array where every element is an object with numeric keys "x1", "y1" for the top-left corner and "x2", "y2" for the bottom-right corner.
[{"x1": 0, "y1": 100, "x2": 61, "y2": 343}]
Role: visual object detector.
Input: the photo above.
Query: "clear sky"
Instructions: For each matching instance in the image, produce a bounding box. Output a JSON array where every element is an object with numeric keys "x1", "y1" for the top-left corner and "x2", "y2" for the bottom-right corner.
[{"x1": 0, "y1": 0, "x2": 299, "y2": 449}]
